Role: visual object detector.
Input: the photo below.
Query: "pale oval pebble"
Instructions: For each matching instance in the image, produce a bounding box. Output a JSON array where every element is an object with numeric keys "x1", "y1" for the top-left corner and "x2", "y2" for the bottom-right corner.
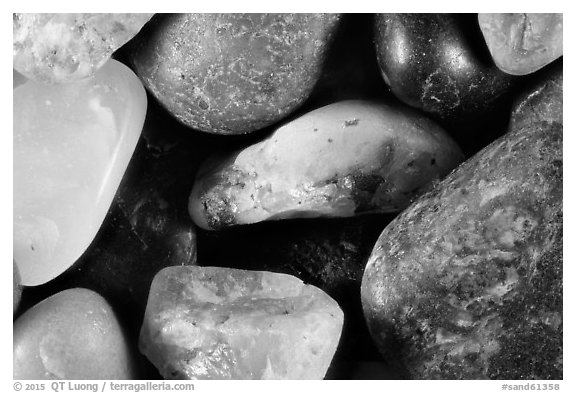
[
  {"x1": 13, "y1": 59, "x2": 147, "y2": 286},
  {"x1": 189, "y1": 100, "x2": 464, "y2": 230},
  {"x1": 13, "y1": 288, "x2": 139, "y2": 379}
]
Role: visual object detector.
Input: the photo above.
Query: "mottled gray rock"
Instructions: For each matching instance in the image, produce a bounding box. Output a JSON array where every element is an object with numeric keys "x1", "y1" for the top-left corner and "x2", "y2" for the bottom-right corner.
[
  {"x1": 130, "y1": 13, "x2": 341, "y2": 134},
  {"x1": 361, "y1": 121, "x2": 562, "y2": 379}
]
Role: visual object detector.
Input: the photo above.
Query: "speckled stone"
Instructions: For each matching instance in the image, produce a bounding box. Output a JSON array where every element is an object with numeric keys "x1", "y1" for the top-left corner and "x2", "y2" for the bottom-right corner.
[
  {"x1": 374, "y1": 14, "x2": 516, "y2": 123},
  {"x1": 361, "y1": 121, "x2": 562, "y2": 379},
  {"x1": 130, "y1": 13, "x2": 341, "y2": 134},
  {"x1": 189, "y1": 100, "x2": 464, "y2": 230},
  {"x1": 479, "y1": 14, "x2": 563, "y2": 76},
  {"x1": 13, "y1": 13, "x2": 153, "y2": 84},
  {"x1": 510, "y1": 61, "x2": 562, "y2": 131},
  {"x1": 139, "y1": 266, "x2": 344, "y2": 379}
]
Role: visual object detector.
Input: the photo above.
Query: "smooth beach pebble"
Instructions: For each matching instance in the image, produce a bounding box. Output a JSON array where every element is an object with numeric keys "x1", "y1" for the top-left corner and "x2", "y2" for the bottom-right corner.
[
  {"x1": 13, "y1": 288, "x2": 139, "y2": 379},
  {"x1": 130, "y1": 13, "x2": 341, "y2": 134},
  {"x1": 478, "y1": 13, "x2": 563, "y2": 76},
  {"x1": 13, "y1": 13, "x2": 153, "y2": 84},
  {"x1": 374, "y1": 14, "x2": 516, "y2": 123},
  {"x1": 13, "y1": 59, "x2": 147, "y2": 286},
  {"x1": 139, "y1": 266, "x2": 344, "y2": 379},
  {"x1": 189, "y1": 100, "x2": 464, "y2": 230},
  {"x1": 361, "y1": 121, "x2": 562, "y2": 379}
]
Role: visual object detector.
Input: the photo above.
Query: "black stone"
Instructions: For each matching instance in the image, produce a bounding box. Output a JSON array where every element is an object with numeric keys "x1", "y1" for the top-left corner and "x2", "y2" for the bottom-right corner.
[
  {"x1": 374, "y1": 14, "x2": 521, "y2": 156},
  {"x1": 375, "y1": 13, "x2": 517, "y2": 121}
]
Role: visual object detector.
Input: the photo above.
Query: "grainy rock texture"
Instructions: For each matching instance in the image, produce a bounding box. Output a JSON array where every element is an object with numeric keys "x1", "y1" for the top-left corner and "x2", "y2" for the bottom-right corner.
[
  {"x1": 13, "y1": 13, "x2": 153, "y2": 84},
  {"x1": 130, "y1": 13, "x2": 341, "y2": 134},
  {"x1": 510, "y1": 61, "x2": 562, "y2": 130},
  {"x1": 479, "y1": 13, "x2": 563, "y2": 76},
  {"x1": 189, "y1": 100, "x2": 464, "y2": 230},
  {"x1": 361, "y1": 121, "x2": 562, "y2": 379},
  {"x1": 13, "y1": 288, "x2": 139, "y2": 379},
  {"x1": 140, "y1": 266, "x2": 343, "y2": 379},
  {"x1": 374, "y1": 14, "x2": 516, "y2": 123}
]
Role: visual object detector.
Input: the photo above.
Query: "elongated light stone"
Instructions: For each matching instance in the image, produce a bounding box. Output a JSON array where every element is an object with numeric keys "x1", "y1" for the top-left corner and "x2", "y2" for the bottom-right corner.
[
  {"x1": 189, "y1": 100, "x2": 464, "y2": 230},
  {"x1": 14, "y1": 59, "x2": 147, "y2": 286}
]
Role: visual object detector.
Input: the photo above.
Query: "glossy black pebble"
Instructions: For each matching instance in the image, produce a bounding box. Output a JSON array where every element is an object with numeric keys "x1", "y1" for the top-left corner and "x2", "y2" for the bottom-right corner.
[{"x1": 374, "y1": 14, "x2": 517, "y2": 124}]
